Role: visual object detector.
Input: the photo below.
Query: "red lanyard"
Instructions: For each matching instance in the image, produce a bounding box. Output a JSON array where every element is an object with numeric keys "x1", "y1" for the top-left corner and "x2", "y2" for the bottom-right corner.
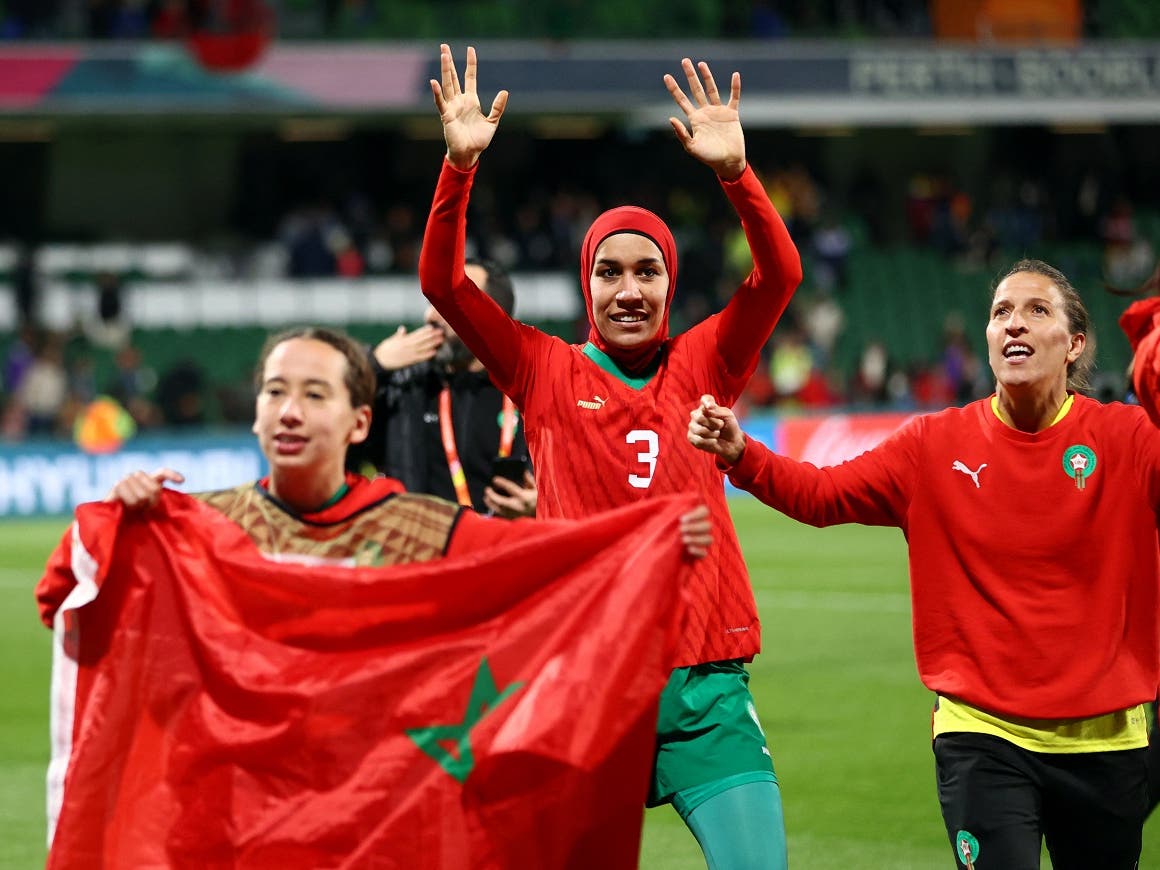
[{"x1": 438, "y1": 385, "x2": 517, "y2": 507}]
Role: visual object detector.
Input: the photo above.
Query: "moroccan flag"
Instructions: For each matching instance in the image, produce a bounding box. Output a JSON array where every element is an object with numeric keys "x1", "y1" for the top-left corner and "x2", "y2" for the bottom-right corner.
[{"x1": 44, "y1": 491, "x2": 695, "y2": 869}]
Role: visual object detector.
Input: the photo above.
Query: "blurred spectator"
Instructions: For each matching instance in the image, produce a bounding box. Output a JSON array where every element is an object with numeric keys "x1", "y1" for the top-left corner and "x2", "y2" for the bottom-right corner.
[
  {"x1": 1101, "y1": 196, "x2": 1156, "y2": 287},
  {"x1": 984, "y1": 177, "x2": 1046, "y2": 253},
  {"x1": 1067, "y1": 170, "x2": 1105, "y2": 240},
  {"x1": 940, "y1": 311, "x2": 985, "y2": 405},
  {"x1": 936, "y1": 188, "x2": 972, "y2": 256},
  {"x1": 4, "y1": 325, "x2": 36, "y2": 395},
  {"x1": 763, "y1": 165, "x2": 821, "y2": 243},
  {"x1": 216, "y1": 378, "x2": 256, "y2": 425},
  {"x1": 108, "y1": 345, "x2": 161, "y2": 429},
  {"x1": 280, "y1": 203, "x2": 341, "y2": 277},
  {"x1": 331, "y1": 227, "x2": 365, "y2": 277},
  {"x1": 342, "y1": 189, "x2": 377, "y2": 255},
  {"x1": 800, "y1": 290, "x2": 845, "y2": 369},
  {"x1": 323, "y1": 0, "x2": 376, "y2": 34},
  {"x1": 748, "y1": 0, "x2": 788, "y2": 37},
  {"x1": 68, "y1": 354, "x2": 98, "y2": 405},
  {"x1": 737, "y1": 359, "x2": 776, "y2": 411},
  {"x1": 96, "y1": 271, "x2": 122, "y2": 321},
  {"x1": 850, "y1": 339, "x2": 894, "y2": 406},
  {"x1": 12, "y1": 244, "x2": 37, "y2": 327},
  {"x1": 156, "y1": 358, "x2": 207, "y2": 426},
  {"x1": 907, "y1": 173, "x2": 970, "y2": 252},
  {"x1": 84, "y1": 271, "x2": 131, "y2": 350},
  {"x1": 904, "y1": 174, "x2": 937, "y2": 243},
  {"x1": 380, "y1": 203, "x2": 422, "y2": 275},
  {"x1": 768, "y1": 327, "x2": 816, "y2": 405},
  {"x1": 148, "y1": 0, "x2": 188, "y2": 38},
  {"x1": 512, "y1": 199, "x2": 560, "y2": 269},
  {"x1": 1, "y1": 0, "x2": 62, "y2": 37},
  {"x1": 87, "y1": 0, "x2": 150, "y2": 38},
  {"x1": 811, "y1": 215, "x2": 852, "y2": 292},
  {"x1": 723, "y1": 222, "x2": 757, "y2": 287},
  {"x1": 962, "y1": 220, "x2": 1000, "y2": 271},
  {"x1": 18, "y1": 332, "x2": 68, "y2": 435},
  {"x1": 909, "y1": 360, "x2": 954, "y2": 409},
  {"x1": 0, "y1": 395, "x2": 26, "y2": 440},
  {"x1": 548, "y1": 189, "x2": 596, "y2": 270}
]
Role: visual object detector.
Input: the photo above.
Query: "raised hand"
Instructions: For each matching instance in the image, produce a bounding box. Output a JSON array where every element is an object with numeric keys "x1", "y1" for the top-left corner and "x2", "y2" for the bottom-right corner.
[
  {"x1": 373, "y1": 324, "x2": 444, "y2": 371},
  {"x1": 664, "y1": 58, "x2": 746, "y2": 181},
  {"x1": 430, "y1": 44, "x2": 508, "y2": 171},
  {"x1": 687, "y1": 395, "x2": 747, "y2": 466}
]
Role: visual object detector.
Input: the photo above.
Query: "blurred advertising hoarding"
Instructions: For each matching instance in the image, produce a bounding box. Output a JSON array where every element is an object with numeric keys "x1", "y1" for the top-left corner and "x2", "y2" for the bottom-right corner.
[
  {"x1": 0, "y1": 410, "x2": 918, "y2": 517},
  {"x1": 2, "y1": 41, "x2": 1160, "y2": 125},
  {"x1": 775, "y1": 411, "x2": 918, "y2": 467},
  {"x1": 0, "y1": 431, "x2": 262, "y2": 518}
]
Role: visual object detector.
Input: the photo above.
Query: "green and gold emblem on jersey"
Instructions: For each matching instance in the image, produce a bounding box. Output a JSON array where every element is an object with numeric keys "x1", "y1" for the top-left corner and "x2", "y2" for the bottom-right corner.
[
  {"x1": 955, "y1": 829, "x2": 979, "y2": 868},
  {"x1": 1062, "y1": 444, "x2": 1097, "y2": 491}
]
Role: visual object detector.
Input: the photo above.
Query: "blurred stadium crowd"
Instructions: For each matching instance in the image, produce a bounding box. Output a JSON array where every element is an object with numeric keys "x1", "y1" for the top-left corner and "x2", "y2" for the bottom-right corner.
[
  {"x1": 5, "y1": 138, "x2": 1155, "y2": 442},
  {"x1": 2, "y1": 0, "x2": 1159, "y2": 442}
]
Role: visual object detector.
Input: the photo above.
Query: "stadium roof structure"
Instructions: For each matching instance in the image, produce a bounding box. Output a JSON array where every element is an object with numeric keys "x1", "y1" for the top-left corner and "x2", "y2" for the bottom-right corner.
[{"x1": 2, "y1": 40, "x2": 1160, "y2": 127}]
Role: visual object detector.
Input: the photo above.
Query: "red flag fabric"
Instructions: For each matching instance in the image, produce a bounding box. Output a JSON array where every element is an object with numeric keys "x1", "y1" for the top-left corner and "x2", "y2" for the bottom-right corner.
[
  {"x1": 45, "y1": 490, "x2": 695, "y2": 869},
  {"x1": 1121, "y1": 295, "x2": 1160, "y2": 426}
]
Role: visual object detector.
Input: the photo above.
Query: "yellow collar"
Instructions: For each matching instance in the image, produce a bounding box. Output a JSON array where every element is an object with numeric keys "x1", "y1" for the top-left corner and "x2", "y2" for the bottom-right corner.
[{"x1": 990, "y1": 393, "x2": 1074, "y2": 429}]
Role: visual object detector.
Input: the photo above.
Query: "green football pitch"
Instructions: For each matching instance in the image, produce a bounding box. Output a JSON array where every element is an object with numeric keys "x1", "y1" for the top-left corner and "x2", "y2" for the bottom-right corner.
[{"x1": 4, "y1": 499, "x2": 1159, "y2": 868}]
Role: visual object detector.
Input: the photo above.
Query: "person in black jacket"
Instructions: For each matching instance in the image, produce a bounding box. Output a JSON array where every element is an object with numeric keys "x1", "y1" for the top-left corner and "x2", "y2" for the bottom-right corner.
[{"x1": 356, "y1": 259, "x2": 536, "y2": 517}]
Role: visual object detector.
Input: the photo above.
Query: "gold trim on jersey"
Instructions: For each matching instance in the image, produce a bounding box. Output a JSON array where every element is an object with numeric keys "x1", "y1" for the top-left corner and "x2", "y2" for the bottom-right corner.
[
  {"x1": 990, "y1": 392, "x2": 1074, "y2": 428},
  {"x1": 932, "y1": 694, "x2": 1148, "y2": 753},
  {"x1": 195, "y1": 484, "x2": 460, "y2": 567}
]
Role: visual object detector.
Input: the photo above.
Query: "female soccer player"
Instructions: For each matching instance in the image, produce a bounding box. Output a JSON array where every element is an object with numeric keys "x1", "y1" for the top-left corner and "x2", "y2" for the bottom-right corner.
[
  {"x1": 419, "y1": 44, "x2": 803, "y2": 869},
  {"x1": 689, "y1": 259, "x2": 1160, "y2": 870}
]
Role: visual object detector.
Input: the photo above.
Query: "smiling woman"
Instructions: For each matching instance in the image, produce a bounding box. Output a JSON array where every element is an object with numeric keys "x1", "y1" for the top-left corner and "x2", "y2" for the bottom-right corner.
[
  {"x1": 583, "y1": 211, "x2": 676, "y2": 368},
  {"x1": 418, "y1": 43, "x2": 805, "y2": 870},
  {"x1": 589, "y1": 236, "x2": 668, "y2": 343},
  {"x1": 687, "y1": 257, "x2": 1160, "y2": 869},
  {"x1": 250, "y1": 329, "x2": 374, "y2": 512}
]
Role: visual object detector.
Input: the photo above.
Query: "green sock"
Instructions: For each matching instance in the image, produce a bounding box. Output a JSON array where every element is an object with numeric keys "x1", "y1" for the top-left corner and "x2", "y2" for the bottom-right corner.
[{"x1": 685, "y1": 780, "x2": 788, "y2": 870}]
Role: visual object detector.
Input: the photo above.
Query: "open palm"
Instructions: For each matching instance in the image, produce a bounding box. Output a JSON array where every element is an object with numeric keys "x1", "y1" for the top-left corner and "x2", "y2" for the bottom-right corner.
[
  {"x1": 665, "y1": 58, "x2": 746, "y2": 179},
  {"x1": 430, "y1": 44, "x2": 508, "y2": 170}
]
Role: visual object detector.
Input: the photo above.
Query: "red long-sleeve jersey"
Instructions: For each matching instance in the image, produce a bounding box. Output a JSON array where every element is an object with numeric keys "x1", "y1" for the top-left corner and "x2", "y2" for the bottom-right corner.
[
  {"x1": 727, "y1": 395, "x2": 1160, "y2": 718},
  {"x1": 420, "y1": 160, "x2": 802, "y2": 666}
]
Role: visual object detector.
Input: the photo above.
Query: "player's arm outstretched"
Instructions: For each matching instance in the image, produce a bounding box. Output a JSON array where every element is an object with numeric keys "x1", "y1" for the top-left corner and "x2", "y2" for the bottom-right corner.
[
  {"x1": 666, "y1": 60, "x2": 802, "y2": 379},
  {"x1": 419, "y1": 45, "x2": 523, "y2": 388}
]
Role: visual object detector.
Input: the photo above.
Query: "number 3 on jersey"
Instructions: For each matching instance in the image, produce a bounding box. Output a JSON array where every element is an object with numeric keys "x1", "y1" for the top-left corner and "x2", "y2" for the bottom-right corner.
[{"x1": 626, "y1": 429, "x2": 659, "y2": 489}]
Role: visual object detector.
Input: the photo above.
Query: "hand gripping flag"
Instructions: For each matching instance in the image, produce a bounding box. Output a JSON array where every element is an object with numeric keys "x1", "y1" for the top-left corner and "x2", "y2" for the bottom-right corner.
[{"x1": 42, "y1": 490, "x2": 695, "y2": 869}]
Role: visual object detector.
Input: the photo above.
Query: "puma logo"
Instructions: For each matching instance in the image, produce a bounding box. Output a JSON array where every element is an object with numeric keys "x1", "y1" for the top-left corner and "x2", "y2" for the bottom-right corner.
[
  {"x1": 576, "y1": 395, "x2": 607, "y2": 411},
  {"x1": 952, "y1": 460, "x2": 987, "y2": 489}
]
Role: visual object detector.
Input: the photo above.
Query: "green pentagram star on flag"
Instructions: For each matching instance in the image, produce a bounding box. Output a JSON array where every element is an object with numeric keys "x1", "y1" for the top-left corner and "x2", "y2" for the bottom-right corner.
[{"x1": 405, "y1": 657, "x2": 523, "y2": 783}]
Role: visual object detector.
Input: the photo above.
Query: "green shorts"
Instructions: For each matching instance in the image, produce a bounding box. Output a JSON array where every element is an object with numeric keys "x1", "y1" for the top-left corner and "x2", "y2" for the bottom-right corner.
[{"x1": 648, "y1": 660, "x2": 778, "y2": 819}]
